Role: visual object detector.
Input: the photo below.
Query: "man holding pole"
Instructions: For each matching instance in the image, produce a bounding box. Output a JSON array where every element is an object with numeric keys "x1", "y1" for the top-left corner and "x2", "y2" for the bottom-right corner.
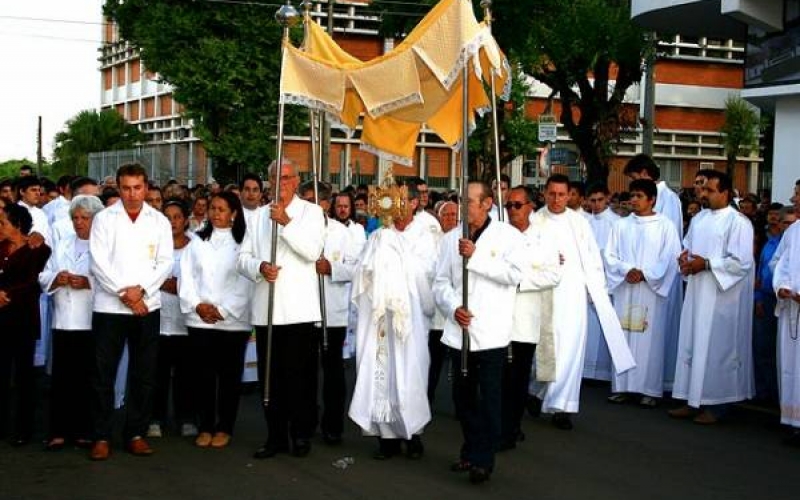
[
  {"x1": 434, "y1": 180, "x2": 523, "y2": 484},
  {"x1": 237, "y1": 159, "x2": 325, "y2": 459}
]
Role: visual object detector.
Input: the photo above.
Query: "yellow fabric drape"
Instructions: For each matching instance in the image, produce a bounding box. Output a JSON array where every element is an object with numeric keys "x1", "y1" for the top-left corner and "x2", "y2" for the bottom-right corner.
[{"x1": 280, "y1": 0, "x2": 511, "y2": 165}]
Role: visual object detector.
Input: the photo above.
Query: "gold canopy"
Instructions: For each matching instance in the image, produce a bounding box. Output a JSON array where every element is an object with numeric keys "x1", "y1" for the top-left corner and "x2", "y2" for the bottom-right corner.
[{"x1": 279, "y1": 0, "x2": 511, "y2": 165}]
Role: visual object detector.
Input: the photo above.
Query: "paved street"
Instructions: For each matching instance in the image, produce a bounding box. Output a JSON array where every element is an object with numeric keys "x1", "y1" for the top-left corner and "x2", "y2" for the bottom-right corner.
[{"x1": 0, "y1": 375, "x2": 796, "y2": 500}]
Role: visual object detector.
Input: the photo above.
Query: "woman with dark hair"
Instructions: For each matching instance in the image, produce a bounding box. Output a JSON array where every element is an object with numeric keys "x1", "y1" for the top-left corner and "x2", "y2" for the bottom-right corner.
[
  {"x1": 180, "y1": 192, "x2": 252, "y2": 448},
  {"x1": 39, "y1": 195, "x2": 104, "y2": 450},
  {"x1": 0, "y1": 203, "x2": 51, "y2": 446},
  {"x1": 148, "y1": 199, "x2": 196, "y2": 439}
]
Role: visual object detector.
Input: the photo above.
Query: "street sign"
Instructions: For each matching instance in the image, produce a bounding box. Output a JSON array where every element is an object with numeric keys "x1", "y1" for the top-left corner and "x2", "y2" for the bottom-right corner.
[{"x1": 538, "y1": 114, "x2": 558, "y2": 142}]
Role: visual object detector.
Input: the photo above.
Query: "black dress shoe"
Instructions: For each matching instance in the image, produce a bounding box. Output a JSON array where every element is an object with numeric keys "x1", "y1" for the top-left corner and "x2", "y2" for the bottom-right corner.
[
  {"x1": 469, "y1": 466, "x2": 492, "y2": 484},
  {"x1": 291, "y1": 439, "x2": 311, "y2": 457},
  {"x1": 783, "y1": 430, "x2": 800, "y2": 447},
  {"x1": 322, "y1": 432, "x2": 342, "y2": 446},
  {"x1": 10, "y1": 435, "x2": 31, "y2": 447},
  {"x1": 450, "y1": 459, "x2": 472, "y2": 472},
  {"x1": 551, "y1": 413, "x2": 573, "y2": 430},
  {"x1": 253, "y1": 442, "x2": 288, "y2": 459},
  {"x1": 373, "y1": 438, "x2": 401, "y2": 460},
  {"x1": 526, "y1": 396, "x2": 542, "y2": 418},
  {"x1": 405, "y1": 435, "x2": 424, "y2": 459}
]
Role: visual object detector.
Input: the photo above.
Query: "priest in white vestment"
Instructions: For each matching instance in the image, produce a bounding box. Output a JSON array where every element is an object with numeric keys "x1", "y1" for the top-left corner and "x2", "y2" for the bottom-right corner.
[
  {"x1": 349, "y1": 179, "x2": 436, "y2": 459},
  {"x1": 583, "y1": 184, "x2": 620, "y2": 381},
  {"x1": 623, "y1": 154, "x2": 683, "y2": 391},
  {"x1": 530, "y1": 175, "x2": 634, "y2": 431},
  {"x1": 773, "y1": 194, "x2": 800, "y2": 445},
  {"x1": 605, "y1": 179, "x2": 681, "y2": 406},
  {"x1": 670, "y1": 171, "x2": 754, "y2": 424}
]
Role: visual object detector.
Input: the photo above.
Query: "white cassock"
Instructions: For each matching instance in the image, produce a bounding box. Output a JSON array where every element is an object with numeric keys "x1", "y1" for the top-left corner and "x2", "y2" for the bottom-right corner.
[
  {"x1": 673, "y1": 206, "x2": 755, "y2": 407},
  {"x1": 605, "y1": 213, "x2": 681, "y2": 397},
  {"x1": 530, "y1": 208, "x2": 634, "y2": 414},
  {"x1": 583, "y1": 207, "x2": 620, "y2": 381},
  {"x1": 348, "y1": 222, "x2": 436, "y2": 439},
  {"x1": 656, "y1": 181, "x2": 684, "y2": 391},
  {"x1": 773, "y1": 222, "x2": 800, "y2": 428}
]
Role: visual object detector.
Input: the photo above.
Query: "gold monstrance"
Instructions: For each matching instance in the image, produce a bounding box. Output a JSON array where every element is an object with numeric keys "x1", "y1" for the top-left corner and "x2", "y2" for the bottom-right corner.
[{"x1": 367, "y1": 167, "x2": 410, "y2": 227}]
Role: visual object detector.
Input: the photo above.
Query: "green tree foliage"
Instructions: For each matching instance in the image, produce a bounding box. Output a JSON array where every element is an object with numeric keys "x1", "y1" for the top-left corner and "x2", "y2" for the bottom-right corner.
[
  {"x1": 104, "y1": 0, "x2": 305, "y2": 184},
  {"x1": 721, "y1": 95, "x2": 762, "y2": 178},
  {"x1": 490, "y1": 0, "x2": 649, "y2": 185},
  {"x1": 52, "y1": 109, "x2": 145, "y2": 176},
  {"x1": 0, "y1": 159, "x2": 36, "y2": 179}
]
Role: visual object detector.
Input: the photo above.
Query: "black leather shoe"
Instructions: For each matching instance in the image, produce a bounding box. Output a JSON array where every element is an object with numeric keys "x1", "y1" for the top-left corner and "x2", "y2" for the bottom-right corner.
[
  {"x1": 469, "y1": 466, "x2": 492, "y2": 484},
  {"x1": 551, "y1": 413, "x2": 573, "y2": 430},
  {"x1": 322, "y1": 432, "x2": 342, "y2": 446},
  {"x1": 373, "y1": 438, "x2": 401, "y2": 460},
  {"x1": 450, "y1": 459, "x2": 472, "y2": 472},
  {"x1": 291, "y1": 439, "x2": 311, "y2": 457},
  {"x1": 526, "y1": 396, "x2": 542, "y2": 418},
  {"x1": 405, "y1": 435, "x2": 424, "y2": 459},
  {"x1": 253, "y1": 442, "x2": 288, "y2": 459}
]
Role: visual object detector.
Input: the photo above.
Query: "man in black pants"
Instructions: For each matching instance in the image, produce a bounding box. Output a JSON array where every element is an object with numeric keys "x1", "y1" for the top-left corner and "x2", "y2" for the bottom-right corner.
[{"x1": 88, "y1": 163, "x2": 173, "y2": 460}]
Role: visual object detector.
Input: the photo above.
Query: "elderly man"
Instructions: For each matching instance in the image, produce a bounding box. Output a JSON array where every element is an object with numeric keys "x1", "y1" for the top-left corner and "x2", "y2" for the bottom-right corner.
[
  {"x1": 670, "y1": 170, "x2": 755, "y2": 424},
  {"x1": 238, "y1": 160, "x2": 325, "y2": 459},
  {"x1": 88, "y1": 163, "x2": 173, "y2": 460},
  {"x1": 434, "y1": 180, "x2": 523, "y2": 484}
]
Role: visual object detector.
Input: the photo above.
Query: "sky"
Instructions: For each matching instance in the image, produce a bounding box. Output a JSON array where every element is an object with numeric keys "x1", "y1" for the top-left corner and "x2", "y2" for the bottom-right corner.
[{"x1": 0, "y1": 1, "x2": 102, "y2": 163}]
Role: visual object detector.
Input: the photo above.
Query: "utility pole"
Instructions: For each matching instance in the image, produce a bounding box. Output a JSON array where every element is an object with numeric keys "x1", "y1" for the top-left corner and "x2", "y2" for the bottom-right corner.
[
  {"x1": 37, "y1": 116, "x2": 43, "y2": 175},
  {"x1": 641, "y1": 32, "x2": 657, "y2": 156},
  {"x1": 320, "y1": 0, "x2": 335, "y2": 182}
]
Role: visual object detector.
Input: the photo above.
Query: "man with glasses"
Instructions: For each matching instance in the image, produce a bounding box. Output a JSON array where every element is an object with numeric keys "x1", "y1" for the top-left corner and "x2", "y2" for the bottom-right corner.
[
  {"x1": 409, "y1": 177, "x2": 441, "y2": 237},
  {"x1": 499, "y1": 185, "x2": 562, "y2": 450},
  {"x1": 238, "y1": 159, "x2": 325, "y2": 459}
]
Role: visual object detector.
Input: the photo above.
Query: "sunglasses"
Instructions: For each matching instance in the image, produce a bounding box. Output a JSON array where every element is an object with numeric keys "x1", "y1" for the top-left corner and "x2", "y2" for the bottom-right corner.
[{"x1": 504, "y1": 201, "x2": 529, "y2": 210}]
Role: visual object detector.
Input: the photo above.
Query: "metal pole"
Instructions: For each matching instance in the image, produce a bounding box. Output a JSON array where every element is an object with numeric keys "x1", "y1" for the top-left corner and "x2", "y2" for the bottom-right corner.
[
  {"x1": 482, "y1": 0, "x2": 503, "y2": 222},
  {"x1": 303, "y1": 0, "x2": 329, "y2": 352},
  {"x1": 264, "y1": 1, "x2": 300, "y2": 407},
  {"x1": 460, "y1": 63, "x2": 470, "y2": 377}
]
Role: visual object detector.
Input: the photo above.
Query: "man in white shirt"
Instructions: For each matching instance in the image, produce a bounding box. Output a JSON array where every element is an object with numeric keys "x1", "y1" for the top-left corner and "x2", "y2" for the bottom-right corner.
[
  {"x1": 434, "y1": 181, "x2": 523, "y2": 484},
  {"x1": 298, "y1": 181, "x2": 365, "y2": 446},
  {"x1": 16, "y1": 175, "x2": 51, "y2": 248},
  {"x1": 42, "y1": 175, "x2": 73, "y2": 227},
  {"x1": 237, "y1": 160, "x2": 325, "y2": 459},
  {"x1": 239, "y1": 172, "x2": 264, "y2": 229},
  {"x1": 88, "y1": 163, "x2": 173, "y2": 460}
]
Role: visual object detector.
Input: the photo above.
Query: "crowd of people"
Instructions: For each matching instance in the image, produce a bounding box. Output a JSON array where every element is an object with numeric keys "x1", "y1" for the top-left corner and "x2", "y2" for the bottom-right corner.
[{"x1": 1, "y1": 154, "x2": 799, "y2": 486}]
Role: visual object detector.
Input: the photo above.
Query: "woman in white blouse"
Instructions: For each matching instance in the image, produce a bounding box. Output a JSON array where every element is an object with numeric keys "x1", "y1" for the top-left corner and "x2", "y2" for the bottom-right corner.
[
  {"x1": 148, "y1": 199, "x2": 196, "y2": 439},
  {"x1": 39, "y1": 195, "x2": 103, "y2": 451},
  {"x1": 180, "y1": 191, "x2": 252, "y2": 448}
]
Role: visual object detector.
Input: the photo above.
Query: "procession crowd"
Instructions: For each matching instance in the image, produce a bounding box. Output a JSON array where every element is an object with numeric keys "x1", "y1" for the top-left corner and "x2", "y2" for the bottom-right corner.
[{"x1": 1, "y1": 155, "x2": 799, "y2": 486}]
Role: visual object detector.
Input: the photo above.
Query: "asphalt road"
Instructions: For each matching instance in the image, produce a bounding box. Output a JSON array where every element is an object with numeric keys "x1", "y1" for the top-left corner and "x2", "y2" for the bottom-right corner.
[{"x1": 0, "y1": 374, "x2": 796, "y2": 500}]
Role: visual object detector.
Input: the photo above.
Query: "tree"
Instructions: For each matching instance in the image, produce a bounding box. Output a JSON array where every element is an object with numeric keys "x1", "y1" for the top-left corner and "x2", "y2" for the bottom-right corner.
[
  {"x1": 0, "y1": 159, "x2": 36, "y2": 179},
  {"x1": 720, "y1": 95, "x2": 761, "y2": 178},
  {"x1": 104, "y1": 0, "x2": 305, "y2": 184},
  {"x1": 52, "y1": 109, "x2": 145, "y2": 176},
  {"x1": 489, "y1": 0, "x2": 650, "y2": 185}
]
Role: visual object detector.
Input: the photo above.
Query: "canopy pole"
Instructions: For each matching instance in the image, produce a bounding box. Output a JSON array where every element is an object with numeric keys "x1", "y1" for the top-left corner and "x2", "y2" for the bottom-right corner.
[
  {"x1": 460, "y1": 62, "x2": 471, "y2": 378},
  {"x1": 264, "y1": 0, "x2": 300, "y2": 407}
]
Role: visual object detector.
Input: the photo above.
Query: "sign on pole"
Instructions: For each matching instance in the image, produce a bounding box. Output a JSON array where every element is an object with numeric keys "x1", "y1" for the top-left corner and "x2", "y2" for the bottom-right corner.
[{"x1": 538, "y1": 114, "x2": 558, "y2": 143}]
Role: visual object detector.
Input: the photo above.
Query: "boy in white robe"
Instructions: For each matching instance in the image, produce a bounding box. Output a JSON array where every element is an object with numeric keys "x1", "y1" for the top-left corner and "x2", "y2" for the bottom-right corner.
[
  {"x1": 605, "y1": 179, "x2": 681, "y2": 407},
  {"x1": 670, "y1": 170, "x2": 755, "y2": 424}
]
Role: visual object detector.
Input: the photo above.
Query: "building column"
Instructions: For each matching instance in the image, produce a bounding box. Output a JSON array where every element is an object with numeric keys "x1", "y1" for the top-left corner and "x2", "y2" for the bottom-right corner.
[{"x1": 772, "y1": 95, "x2": 800, "y2": 204}]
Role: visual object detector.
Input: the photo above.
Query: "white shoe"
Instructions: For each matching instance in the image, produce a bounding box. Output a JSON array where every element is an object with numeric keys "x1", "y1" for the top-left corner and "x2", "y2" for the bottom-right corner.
[
  {"x1": 181, "y1": 423, "x2": 199, "y2": 437},
  {"x1": 146, "y1": 423, "x2": 162, "y2": 438}
]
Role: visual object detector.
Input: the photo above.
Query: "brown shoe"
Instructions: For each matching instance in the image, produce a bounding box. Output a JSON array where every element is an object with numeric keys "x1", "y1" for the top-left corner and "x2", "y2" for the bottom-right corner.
[
  {"x1": 667, "y1": 405, "x2": 696, "y2": 419},
  {"x1": 89, "y1": 440, "x2": 110, "y2": 461},
  {"x1": 693, "y1": 410, "x2": 718, "y2": 425},
  {"x1": 195, "y1": 432, "x2": 213, "y2": 448},
  {"x1": 210, "y1": 432, "x2": 231, "y2": 449},
  {"x1": 127, "y1": 437, "x2": 154, "y2": 456}
]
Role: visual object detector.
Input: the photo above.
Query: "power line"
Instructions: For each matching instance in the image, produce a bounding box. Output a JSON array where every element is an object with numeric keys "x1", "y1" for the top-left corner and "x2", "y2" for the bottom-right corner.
[
  {"x1": 0, "y1": 31, "x2": 108, "y2": 45},
  {"x1": 0, "y1": 14, "x2": 110, "y2": 26}
]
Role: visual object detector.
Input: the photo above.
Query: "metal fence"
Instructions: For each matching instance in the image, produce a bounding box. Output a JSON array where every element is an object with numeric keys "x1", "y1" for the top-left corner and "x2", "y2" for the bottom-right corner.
[{"x1": 88, "y1": 142, "x2": 208, "y2": 186}]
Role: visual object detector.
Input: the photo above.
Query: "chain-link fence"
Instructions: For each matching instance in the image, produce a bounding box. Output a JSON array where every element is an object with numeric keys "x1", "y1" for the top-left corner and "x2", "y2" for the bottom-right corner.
[{"x1": 88, "y1": 142, "x2": 209, "y2": 186}]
